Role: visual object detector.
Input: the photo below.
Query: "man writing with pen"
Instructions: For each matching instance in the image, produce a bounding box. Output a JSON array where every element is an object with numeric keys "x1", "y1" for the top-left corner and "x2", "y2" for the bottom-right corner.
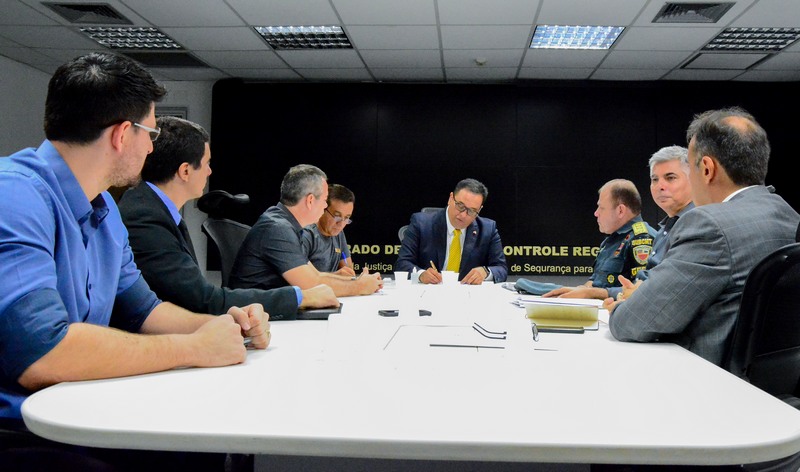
[
  {"x1": 396, "y1": 178, "x2": 508, "y2": 284},
  {"x1": 302, "y1": 183, "x2": 357, "y2": 276}
]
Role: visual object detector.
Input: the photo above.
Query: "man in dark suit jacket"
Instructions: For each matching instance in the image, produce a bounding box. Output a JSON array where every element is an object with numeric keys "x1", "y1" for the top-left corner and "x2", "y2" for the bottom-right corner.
[
  {"x1": 396, "y1": 178, "x2": 507, "y2": 284},
  {"x1": 607, "y1": 107, "x2": 800, "y2": 367},
  {"x1": 119, "y1": 116, "x2": 337, "y2": 321}
]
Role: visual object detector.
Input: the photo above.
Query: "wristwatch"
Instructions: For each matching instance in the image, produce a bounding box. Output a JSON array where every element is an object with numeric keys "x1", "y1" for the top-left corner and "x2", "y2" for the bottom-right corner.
[{"x1": 483, "y1": 266, "x2": 490, "y2": 278}]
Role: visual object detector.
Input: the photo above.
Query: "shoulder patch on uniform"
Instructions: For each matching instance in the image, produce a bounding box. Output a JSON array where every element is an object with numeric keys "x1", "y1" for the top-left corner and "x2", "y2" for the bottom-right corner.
[
  {"x1": 632, "y1": 221, "x2": 648, "y2": 235},
  {"x1": 633, "y1": 245, "x2": 651, "y2": 265}
]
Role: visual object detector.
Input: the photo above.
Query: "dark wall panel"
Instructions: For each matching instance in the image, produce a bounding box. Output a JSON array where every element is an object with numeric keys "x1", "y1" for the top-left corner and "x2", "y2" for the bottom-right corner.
[{"x1": 208, "y1": 79, "x2": 800, "y2": 277}]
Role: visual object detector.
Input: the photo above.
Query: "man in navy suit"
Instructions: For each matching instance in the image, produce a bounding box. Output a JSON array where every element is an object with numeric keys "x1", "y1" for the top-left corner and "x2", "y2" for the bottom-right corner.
[{"x1": 396, "y1": 178, "x2": 508, "y2": 284}]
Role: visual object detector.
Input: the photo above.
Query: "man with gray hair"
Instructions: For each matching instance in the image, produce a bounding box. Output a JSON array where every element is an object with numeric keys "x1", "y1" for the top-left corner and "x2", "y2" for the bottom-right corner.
[
  {"x1": 600, "y1": 146, "x2": 696, "y2": 301},
  {"x1": 119, "y1": 118, "x2": 338, "y2": 321},
  {"x1": 644, "y1": 145, "x2": 695, "y2": 275},
  {"x1": 608, "y1": 107, "x2": 800, "y2": 367},
  {"x1": 229, "y1": 164, "x2": 382, "y2": 296}
]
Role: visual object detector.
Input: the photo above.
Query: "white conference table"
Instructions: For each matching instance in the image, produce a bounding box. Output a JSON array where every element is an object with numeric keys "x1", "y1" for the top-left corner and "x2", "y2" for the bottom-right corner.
[{"x1": 21, "y1": 282, "x2": 800, "y2": 466}]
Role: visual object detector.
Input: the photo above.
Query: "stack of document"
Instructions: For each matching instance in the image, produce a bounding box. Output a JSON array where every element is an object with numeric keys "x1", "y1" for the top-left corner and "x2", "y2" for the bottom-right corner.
[{"x1": 520, "y1": 297, "x2": 601, "y2": 329}]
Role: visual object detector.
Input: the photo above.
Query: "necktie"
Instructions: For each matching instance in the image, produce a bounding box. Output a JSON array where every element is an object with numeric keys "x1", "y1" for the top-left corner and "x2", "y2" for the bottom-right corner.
[
  {"x1": 178, "y1": 219, "x2": 198, "y2": 264},
  {"x1": 446, "y1": 229, "x2": 461, "y2": 272}
]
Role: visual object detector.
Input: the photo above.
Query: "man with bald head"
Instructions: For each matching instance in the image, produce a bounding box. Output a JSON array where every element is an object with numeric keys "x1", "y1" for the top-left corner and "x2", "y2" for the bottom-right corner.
[
  {"x1": 607, "y1": 107, "x2": 800, "y2": 367},
  {"x1": 543, "y1": 178, "x2": 655, "y2": 299}
]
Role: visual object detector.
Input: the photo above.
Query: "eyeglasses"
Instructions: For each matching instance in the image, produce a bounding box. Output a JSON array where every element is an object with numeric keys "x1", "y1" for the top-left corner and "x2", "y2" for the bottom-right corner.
[
  {"x1": 133, "y1": 122, "x2": 161, "y2": 142},
  {"x1": 325, "y1": 208, "x2": 352, "y2": 225},
  {"x1": 473, "y1": 323, "x2": 507, "y2": 340},
  {"x1": 453, "y1": 197, "x2": 480, "y2": 218}
]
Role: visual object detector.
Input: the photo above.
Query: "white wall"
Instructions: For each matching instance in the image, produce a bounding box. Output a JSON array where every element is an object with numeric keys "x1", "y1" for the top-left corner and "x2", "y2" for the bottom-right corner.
[{"x1": 0, "y1": 56, "x2": 49, "y2": 156}]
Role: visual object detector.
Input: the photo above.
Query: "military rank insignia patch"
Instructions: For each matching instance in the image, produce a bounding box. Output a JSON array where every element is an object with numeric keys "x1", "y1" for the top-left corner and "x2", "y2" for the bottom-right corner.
[{"x1": 632, "y1": 221, "x2": 648, "y2": 235}]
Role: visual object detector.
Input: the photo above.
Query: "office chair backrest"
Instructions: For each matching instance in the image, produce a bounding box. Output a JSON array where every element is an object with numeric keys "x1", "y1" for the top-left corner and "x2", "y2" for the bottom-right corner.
[
  {"x1": 201, "y1": 218, "x2": 251, "y2": 288},
  {"x1": 398, "y1": 225, "x2": 408, "y2": 242},
  {"x1": 725, "y1": 242, "x2": 800, "y2": 402},
  {"x1": 398, "y1": 208, "x2": 442, "y2": 242},
  {"x1": 197, "y1": 190, "x2": 250, "y2": 220}
]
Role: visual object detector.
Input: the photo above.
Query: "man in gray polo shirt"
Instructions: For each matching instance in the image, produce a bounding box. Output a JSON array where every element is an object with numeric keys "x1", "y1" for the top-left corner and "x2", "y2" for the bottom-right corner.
[
  {"x1": 229, "y1": 165, "x2": 382, "y2": 297},
  {"x1": 303, "y1": 183, "x2": 356, "y2": 276}
]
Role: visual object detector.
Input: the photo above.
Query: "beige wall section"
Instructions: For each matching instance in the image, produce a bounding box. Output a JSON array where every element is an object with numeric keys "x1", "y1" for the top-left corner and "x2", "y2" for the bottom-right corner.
[
  {"x1": 158, "y1": 80, "x2": 217, "y2": 285},
  {"x1": 0, "y1": 56, "x2": 219, "y2": 284},
  {"x1": 0, "y1": 56, "x2": 49, "y2": 156}
]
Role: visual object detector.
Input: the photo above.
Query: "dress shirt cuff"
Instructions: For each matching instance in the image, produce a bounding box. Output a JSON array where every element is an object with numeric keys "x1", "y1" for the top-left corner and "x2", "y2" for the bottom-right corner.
[
  {"x1": 293, "y1": 286, "x2": 303, "y2": 306},
  {"x1": 484, "y1": 266, "x2": 494, "y2": 281},
  {"x1": 111, "y1": 276, "x2": 161, "y2": 333}
]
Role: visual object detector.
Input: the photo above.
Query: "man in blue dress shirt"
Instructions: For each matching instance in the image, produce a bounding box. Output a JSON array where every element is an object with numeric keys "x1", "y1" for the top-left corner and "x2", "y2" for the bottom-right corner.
[{"x1": 0, "y1": 53, "x2": 268, "y2": 471}]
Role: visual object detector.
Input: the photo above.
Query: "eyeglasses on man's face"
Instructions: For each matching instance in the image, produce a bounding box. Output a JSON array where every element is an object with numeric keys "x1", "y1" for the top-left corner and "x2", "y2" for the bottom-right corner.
[
  {"x1": 133, "y1": 122, "x2": 161, "y2": 142},
  {"x1": 453, "y1": 197, "x2": 480, "y2": 218},
  {"x1": 325, "y1": 208, "x2": 352, "y2": 225}
]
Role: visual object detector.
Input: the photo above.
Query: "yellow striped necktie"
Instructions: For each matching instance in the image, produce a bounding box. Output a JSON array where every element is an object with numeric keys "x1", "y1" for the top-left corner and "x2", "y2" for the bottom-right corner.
[{"x1": 446, "y1": 229, "x2": 462, "y2": 272}]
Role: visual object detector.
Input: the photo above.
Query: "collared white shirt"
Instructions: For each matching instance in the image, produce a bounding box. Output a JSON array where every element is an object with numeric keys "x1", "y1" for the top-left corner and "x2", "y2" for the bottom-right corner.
[{"x1": 723, "y1": 185, "x2": 758, "y2": 203}]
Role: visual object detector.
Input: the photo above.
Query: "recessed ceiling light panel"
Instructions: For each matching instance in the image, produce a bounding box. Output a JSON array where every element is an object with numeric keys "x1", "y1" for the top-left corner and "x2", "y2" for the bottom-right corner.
[
  {"x1": 703, "y1": 27, "x2": 800, "y2": 52},
  {"x1": 254, "y1": 25, "x2": 352, "y2": 50},
  {"x1": 530, "y1": 25, "x2": 624, "y2": 50},
  {"x1": 80, "y1": 27, "x2": 182, "y2": 50}
]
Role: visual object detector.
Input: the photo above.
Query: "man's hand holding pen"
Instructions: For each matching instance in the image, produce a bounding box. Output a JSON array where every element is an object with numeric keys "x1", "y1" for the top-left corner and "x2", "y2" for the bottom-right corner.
[{"x1": 419, "y1": 260, "x2": 443, "y2": 284}]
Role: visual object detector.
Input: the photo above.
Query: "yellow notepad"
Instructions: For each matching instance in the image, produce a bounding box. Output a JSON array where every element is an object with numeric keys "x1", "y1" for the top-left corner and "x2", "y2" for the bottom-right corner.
[{"x1": 523, "y1": 299, "x2": 599, "y2": 328}]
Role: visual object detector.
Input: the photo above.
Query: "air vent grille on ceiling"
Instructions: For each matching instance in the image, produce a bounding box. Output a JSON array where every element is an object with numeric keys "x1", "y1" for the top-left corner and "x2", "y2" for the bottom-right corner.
[
  {"x1": 43, "y1": 2, "x2": 132, "y2": 25},
  {"x1": 653, "y1": 2, "x2": 734, "y2": 23}
]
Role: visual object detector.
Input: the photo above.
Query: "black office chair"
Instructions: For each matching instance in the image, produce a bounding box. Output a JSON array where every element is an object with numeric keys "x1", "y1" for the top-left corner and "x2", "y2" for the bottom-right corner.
[
  {"x1": 201, "y1": 219, "x2": 251, "y2": 288},
  {"x1": 398, "y1": 207, "x2": 442, "y2": 242},
  {"x1": 196, "y1": 189, "x2": 250, "y2": 219},
  {"x1": 398, "y1": 225, "x2": 408, "y2": 242},
  {"x1": 197, "y1": 190, "x2": 252, "y2": 288},
  {"x1": 724, "y1": 242, "x2": 800, "y2": 410}
]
